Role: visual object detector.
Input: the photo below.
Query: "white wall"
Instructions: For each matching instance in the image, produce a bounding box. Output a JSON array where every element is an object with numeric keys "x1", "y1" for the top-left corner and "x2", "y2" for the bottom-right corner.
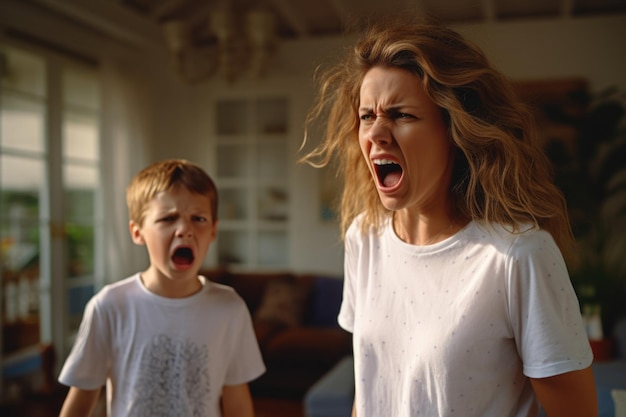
[
  {"x1": 6, "y1": 2, "x2": 624, "y2": 277},
  {"x1": 133, "y1": 67, "x2": 346, "y2": 275},
  {"x1": 454, "y1": 15, "x2": 626, "y2": 92},
  {"x1": 141, "y1": 14, "x2": 626, "y2": 276}
]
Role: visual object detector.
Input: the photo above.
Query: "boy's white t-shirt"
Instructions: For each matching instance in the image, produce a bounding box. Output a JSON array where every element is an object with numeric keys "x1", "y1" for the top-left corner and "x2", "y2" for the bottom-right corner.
[
  {"x1": 59, "y1": 274, "x2": 265, "y2": 417},
  {"x1": 338, "y1": 218, "x2": 592, "y2": 417}
]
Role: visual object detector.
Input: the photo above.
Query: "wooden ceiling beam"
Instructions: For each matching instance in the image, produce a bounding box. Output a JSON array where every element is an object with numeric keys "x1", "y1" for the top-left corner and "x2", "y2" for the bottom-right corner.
[
  {"x1": 267, "y1": 0, "x2": 309, "y2": 37},
  {"x1": 30, "y1": 0, "x2": 164, "y2": 50},
  {"x1": 151, "y1": 0, "x2": 190, "y2": 19},
  {"x1": 481, "y1": 0, "x2": 496, "y2": 22},
  {"x1": 560, "y1": 0, "x2": 574, "y2": 17}
]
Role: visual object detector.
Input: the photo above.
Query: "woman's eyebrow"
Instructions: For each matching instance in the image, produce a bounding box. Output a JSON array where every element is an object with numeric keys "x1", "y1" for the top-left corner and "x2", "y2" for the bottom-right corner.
[{"x1": 359, "y1": 105, "x2": 414, "y2": 115}]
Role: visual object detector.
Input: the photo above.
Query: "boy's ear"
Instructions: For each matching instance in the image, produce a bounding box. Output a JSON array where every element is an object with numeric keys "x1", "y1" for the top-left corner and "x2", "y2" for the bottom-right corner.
[
  {"x1": 129, "y1": 220, "x2": 145, "y2": 245},
  {"x1": 210, "y1": 220, "x2": 218, "y2": 241}
]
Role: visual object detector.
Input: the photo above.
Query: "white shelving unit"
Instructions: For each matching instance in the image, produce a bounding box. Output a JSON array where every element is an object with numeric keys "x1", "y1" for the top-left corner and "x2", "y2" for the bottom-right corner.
[{"x1": 214, "y1": 96, "x2": 291, "y2": 269}]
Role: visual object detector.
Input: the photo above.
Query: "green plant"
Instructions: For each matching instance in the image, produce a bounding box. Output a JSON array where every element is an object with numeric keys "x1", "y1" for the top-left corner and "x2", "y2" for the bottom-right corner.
[{"x1": 543, "y1": 86, "x2": 626, "y2": 335}]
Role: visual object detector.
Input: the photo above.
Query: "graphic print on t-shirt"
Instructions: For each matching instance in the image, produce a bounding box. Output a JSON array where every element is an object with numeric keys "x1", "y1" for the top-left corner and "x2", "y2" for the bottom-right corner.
[{"x1": 134, "y1": 334, "x2": 211, "y2": 416}]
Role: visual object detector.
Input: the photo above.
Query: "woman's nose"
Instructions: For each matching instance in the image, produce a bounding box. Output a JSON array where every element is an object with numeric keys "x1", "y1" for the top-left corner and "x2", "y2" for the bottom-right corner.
[{"x1": 367, "y1": 117, "x2": 392, "y2": 145}]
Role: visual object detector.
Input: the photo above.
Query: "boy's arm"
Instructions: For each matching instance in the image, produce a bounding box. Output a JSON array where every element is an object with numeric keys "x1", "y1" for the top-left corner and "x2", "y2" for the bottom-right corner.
[
  {"x1": 59, "y1": 386, "x2": 102, "y2": 417},
  {"x1": 221, "y1": 383, "x2": 254, "y2": 417},
  {"x1": 530, "y1": 366, "x2": 598, "y2": 417}
]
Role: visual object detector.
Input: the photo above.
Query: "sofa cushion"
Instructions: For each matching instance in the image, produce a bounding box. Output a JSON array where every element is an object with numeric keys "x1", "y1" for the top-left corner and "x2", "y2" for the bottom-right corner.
[
  {"x1": 613, "y1": 389, "x2": 626, "y2": 417},
  {"x1": 255, "y1": 276, "x2": 309, "y2": 327},
  {"x1": 304, "y1": 355, "x2": 354, "y2": 417},
  {"x1": 308, "y1": 276, "x2": 344, "y2": 328},
  {"x1": 263, "y1": 327, "x2": 351, "y2": 367}
]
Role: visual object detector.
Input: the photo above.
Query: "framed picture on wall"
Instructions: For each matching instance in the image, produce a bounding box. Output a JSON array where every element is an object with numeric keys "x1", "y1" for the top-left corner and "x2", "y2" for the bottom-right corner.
[{"x1": 319, "y1": 162, "x2": 341, "y2": 223}]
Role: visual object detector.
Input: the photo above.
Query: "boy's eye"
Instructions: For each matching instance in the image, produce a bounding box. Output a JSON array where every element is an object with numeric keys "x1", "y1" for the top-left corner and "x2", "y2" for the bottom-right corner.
[
  {"x1": 159, "y1": 215, "x2": 176, "y2": 222},
  {"x1": 193, "y1": 216, "x2": 207, "y2": 222}
]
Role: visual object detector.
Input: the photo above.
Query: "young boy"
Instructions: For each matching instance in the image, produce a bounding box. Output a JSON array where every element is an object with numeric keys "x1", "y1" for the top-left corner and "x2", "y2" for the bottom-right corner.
[{"x1": 58, "y1": 159, "x2": 265, "y2": 417}]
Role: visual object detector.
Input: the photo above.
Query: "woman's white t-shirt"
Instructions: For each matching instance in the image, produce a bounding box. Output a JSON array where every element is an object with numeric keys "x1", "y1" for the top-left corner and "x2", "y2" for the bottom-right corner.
[{"x1": 338, "y1": 218, "x2": 592, "y2": 417}]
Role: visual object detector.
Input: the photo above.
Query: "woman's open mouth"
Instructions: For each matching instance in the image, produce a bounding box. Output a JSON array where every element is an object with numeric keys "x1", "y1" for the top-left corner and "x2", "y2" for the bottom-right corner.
[{"x1": 373, "y1": 159, "x2": 403, "y2": 188}]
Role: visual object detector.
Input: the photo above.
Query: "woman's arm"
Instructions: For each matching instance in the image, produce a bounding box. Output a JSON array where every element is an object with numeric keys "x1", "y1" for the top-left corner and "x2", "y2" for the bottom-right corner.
[
  {"x1": 530, "y1": 366, "x2": 598, "y2": 417},
  {"x1": 59, "y1": 386, "x2": 102, "y2": 417},
  {"x1": 222, "y1": 383, "x2": 254, "y2": 417}
]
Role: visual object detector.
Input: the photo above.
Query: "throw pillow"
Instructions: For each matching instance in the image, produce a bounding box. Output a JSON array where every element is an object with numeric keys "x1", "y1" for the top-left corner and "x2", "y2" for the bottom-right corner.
[
  {"x1": 613, "y1": 389, "x2": 626, "y2": 417},
  {"x1": 310, "y1": 276, "x2": 344, "y2": 327},
  {"x1": 254, "y1": 277, "x2": 307, "y2": 327}
]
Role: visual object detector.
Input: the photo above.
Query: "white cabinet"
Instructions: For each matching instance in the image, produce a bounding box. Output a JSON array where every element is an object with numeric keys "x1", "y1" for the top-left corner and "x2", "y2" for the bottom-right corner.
[{"x1": 213, "y1": 96, "x2": 291, "y2": 269}]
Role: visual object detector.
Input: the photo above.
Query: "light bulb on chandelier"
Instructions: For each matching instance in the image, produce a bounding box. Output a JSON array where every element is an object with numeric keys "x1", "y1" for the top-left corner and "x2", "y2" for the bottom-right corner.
[{"x1": 161, "y1": 6, "x2": 277, "y2": 83}]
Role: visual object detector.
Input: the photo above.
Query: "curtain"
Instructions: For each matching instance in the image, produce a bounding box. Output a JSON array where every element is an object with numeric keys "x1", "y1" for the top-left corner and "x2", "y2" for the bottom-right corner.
[{"x1": 100, "y1": 60, "x2": 151, "y2": 286}]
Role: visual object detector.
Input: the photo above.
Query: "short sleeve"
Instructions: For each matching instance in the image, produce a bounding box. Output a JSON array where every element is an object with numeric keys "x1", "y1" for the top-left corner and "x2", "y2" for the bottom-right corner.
[
  {"x1": 223, "y1": 298, "x2": 266, "y2": 386},
  {"x1": 58, "y1": 295, "x2": 111, "y2": 389},
  {"x1": 505, "y1": 230, "x2": 593, "y2": 378},
  {"x1": 338, "y1": 221, "x2": 358, "y2": 333}
]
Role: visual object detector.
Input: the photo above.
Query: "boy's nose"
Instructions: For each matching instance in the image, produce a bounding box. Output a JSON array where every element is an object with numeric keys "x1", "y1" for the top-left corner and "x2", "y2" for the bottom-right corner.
[{"x1": 176, "y1": 221, "x2": 193, "y2": 237}]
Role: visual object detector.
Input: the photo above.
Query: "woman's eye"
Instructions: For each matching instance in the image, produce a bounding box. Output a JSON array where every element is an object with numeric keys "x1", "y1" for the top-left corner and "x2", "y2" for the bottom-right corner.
[
  {"x1": 391, "y1": 111, "x2": 413, "y2": 120},
  {"x1": 359, "y1": 113, "x2": 374, "y2": 121}
]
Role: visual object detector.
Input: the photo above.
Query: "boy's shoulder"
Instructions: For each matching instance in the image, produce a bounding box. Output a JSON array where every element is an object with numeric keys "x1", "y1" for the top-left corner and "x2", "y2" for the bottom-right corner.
[
  {"x1": 93, "y1": 274, "x2": 246, "y2": 309},
  {"x1": 200, "y1": 278, "x2": 241, "y2": 301},
  {"x1": 91, "y1": 274, "x2": 142, "y2": 303},
  {"x1": 100, "y1": 273, "x2": 141, "y2": 292}
]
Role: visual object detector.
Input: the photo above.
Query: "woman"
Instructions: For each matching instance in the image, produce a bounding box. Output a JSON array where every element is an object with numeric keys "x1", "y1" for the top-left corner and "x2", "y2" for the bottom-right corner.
[{"x1": 300, "y1": 15, "x2": 597, "y2": 417}]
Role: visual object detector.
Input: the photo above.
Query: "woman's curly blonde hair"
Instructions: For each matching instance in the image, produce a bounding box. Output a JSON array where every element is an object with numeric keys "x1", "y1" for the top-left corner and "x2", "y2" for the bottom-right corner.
[{"x1": 300, "y1": 14, "x2": 575, "y2": 253}]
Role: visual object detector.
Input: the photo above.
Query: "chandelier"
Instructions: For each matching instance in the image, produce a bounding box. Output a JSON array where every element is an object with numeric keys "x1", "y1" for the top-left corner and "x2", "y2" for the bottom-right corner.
[{"x1": 161, "y1": 6, "x2": 277, "y2": 83}]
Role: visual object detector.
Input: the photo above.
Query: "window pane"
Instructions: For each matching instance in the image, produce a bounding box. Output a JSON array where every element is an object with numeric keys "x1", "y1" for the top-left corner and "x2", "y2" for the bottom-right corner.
[
  {"x1": 68, "y1": 284, "x2": 94, "y2": 331},
  {"x1": 0, "y1": 46, "x2": 46, "y2": 97},
  {"x1": 65, "y1": 222, "x2": 94, "y2": 278},
  {"x1": 0, "y1": 156, "x2": 43, "y2": 354},
  {"x1": 0, "y1": 94, "x2": 45, "y2": 153},
  {"x1": 63, "y1": 67, "x2": 100, "y2": 110},
  {"x1": 63, "y1": 112, "x2": 99, "y2": 162},
  {"x1": 0, "y1": 154, "x2": 44, "y2": 191},
  {"x1": 64, "y1": 164, "x2": 97, "y2": 279},
  {"x1": 64, "y1": 163, "x2": 98, "y2": 190},
  {"x1": 65, "y1": 187, "x2": 95, "y2": 222}
]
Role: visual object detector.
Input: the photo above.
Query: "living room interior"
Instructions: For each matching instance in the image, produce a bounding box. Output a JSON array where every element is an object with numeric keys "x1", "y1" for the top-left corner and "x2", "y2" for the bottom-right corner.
[{"x1": 1, "y1": 0, "x2": 626, "y2": 416}]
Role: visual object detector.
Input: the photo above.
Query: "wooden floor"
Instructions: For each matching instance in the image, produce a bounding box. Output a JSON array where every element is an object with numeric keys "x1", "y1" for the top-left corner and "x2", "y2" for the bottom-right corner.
[{"x1": 255, "y1": 397, "x2": 305, "y2": 417}]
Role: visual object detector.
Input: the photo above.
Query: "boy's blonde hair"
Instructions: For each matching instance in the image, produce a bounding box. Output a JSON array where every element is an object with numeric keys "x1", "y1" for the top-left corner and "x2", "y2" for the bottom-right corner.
[{"x1": 126, "y1": 159, "x2": 218, "y2": 226}]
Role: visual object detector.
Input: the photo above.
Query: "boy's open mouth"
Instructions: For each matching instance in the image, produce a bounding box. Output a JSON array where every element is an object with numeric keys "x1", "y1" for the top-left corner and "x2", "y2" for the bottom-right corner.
[
  {"x1": 172, "y1": 247, "x2": 194, "y2": 265},
  {"x1": 374, "y1": 159, "x2": 403, "y2": 188}
]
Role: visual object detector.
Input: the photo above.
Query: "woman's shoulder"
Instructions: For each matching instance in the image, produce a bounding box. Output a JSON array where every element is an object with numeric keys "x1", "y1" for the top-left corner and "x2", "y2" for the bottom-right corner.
[
  {"x1": 346, "y1": 212, "x2": 391, "y2": 238},
  {"x1": 474, "y1": 222, "x2": 558, "y2": 257}
]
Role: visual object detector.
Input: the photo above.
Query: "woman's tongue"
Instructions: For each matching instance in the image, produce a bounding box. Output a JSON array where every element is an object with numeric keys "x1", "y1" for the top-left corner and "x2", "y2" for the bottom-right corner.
[{"x1": 383, "y1": 171, "x2": 402, "y2": 187}]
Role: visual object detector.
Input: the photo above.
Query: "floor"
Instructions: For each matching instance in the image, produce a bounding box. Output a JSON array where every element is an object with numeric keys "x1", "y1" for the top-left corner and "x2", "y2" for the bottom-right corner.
[
  {"x1": 254, "y1": 397, "x2": 305, "y2": 417},
  {"x1": 0, "y1": 386, "x2": 305, "y2": 417}
]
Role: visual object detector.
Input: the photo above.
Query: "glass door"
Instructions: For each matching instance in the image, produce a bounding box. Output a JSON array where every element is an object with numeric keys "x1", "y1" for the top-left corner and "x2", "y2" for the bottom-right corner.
[{"x1": 0, "y1": 43, "x2": 103, "y2": 401}]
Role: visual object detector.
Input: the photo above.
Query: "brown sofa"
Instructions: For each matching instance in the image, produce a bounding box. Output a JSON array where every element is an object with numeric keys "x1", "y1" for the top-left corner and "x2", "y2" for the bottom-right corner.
[{"x1": 201, "y1": 268, "x2": 352, "y2": 399}]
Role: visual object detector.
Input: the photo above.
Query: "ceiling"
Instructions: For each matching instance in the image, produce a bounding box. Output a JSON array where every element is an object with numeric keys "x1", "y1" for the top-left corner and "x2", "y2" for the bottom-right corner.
[
  {"x1": 119, "y1": 0, "x2": 626, "y2": 40},
  {"x1": 10, "y1": 0, "x2": 625, "y2": 82},
  {"x1": 14, "y1": 0, "x2": 626, "y2": 55}
]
